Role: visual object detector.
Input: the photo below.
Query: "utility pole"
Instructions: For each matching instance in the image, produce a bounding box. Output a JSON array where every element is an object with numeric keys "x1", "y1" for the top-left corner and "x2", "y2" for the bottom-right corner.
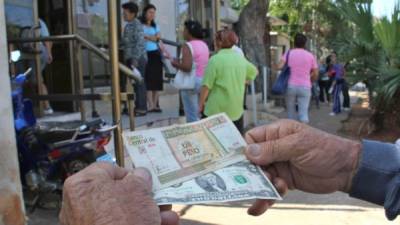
[{"x1": 0, "y1": 2, "x2": 26, "y2": 225}]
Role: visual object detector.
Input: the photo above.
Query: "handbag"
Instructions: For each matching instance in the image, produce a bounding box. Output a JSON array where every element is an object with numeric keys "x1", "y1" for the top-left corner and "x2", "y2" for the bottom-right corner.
[
  {"x1": 272, "y1": 50, "x2": 291, "y2": 95},
  {"x1": 173, "y1": 42, "x2": 196, "y2": 90}
]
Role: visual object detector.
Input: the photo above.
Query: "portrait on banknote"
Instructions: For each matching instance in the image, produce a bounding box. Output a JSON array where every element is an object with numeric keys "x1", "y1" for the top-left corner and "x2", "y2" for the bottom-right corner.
[{"x1": 195, "y1": 173, "x2": 227, "y2": 192}]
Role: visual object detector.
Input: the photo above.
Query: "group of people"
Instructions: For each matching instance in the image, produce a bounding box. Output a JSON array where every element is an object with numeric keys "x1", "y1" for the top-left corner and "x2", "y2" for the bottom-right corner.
[
  {"x1": 318, "y1": 52, "x2": 351, "y2": 115},
  {"x1": 277, "y1": 33, "x2": 351, "y2": 123},
  {"x1": 121, "y1": 2, "x2": 164, "y2": 117},
  {"x1": 122, "y1": 2, "x2": 257, "y2": 133}
]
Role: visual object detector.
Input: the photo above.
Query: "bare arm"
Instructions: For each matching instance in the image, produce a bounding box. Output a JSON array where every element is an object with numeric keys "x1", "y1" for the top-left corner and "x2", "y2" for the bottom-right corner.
[
  {"x1": 45, "y1": 41, "x2": 53, "y2": 63},
  {"x1": 171, "y1": 44, "x2": 192, "y2": 72},
  {"x1": 199, "y1": 86, "x2": 210, "y2": 113},
  {"x1": 310, "y1": 68, "x2": 318, "y2": 81},
  {"x1": 144, "y1": 33, "x2": 161, "y2": 42},
  {"x1": 276, "y1": 59, "x2": 285, "y2": 70}
]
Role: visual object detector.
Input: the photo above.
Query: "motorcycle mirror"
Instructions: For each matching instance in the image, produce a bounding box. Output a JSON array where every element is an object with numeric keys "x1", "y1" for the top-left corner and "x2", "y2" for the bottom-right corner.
[{"x1": 11, "y1": 50, "x2": 21, "y2": 62}]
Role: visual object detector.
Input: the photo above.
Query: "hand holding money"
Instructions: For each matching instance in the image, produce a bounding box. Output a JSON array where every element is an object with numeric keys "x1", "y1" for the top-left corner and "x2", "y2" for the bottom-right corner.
[
  {"x1": 59, "y1": 163, "x2": 179, "y2": 225},
  {"x1": 244, "y1": 119, "x2": 361, "y2": 216}
]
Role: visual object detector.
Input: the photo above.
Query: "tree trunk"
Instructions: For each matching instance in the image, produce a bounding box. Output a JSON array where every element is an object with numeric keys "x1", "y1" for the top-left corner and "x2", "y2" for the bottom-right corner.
[
  {"x1": 237, "y1": 0, "x2": 270, "y2": 91},
  {"x1": 237, "y1": 0, "x2": 269, "y2": 66}
]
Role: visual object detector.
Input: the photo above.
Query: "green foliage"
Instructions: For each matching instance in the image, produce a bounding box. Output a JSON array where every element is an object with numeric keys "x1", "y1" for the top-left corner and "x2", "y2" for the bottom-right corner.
[
  {"x1": 269, "y1": 0, "x2": 317, "y2": 36},
  {"x1": 332, "y1": 0, "x2": 400, "y2": 111},
  {"x1": 230, "y1": 0, "x2": 250, "y2": 11},
  {"x1": 374, "y1": 3, "x2": 400, "y2": 102},
  {"x1": 267, "y1": 0, "x2": 400, "y2": 123}
]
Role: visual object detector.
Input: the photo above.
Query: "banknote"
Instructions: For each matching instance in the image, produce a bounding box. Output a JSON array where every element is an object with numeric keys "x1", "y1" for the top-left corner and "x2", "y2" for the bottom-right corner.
[
  {"x1": 155, "y1": 161, "x2": 282, "y2": 205},
  {"x1": 122, "y1": 114, "x2": 247, "y2": 190}
]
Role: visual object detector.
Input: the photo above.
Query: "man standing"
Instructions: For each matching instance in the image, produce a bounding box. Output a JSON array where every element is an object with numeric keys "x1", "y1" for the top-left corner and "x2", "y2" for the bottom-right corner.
[
  {"x1": 38, "y1": 19, "x2": 53, "y2": 115},
  {"x1": 17, "y1": 19, "x2": 54, "y2": 115},
  {"x1": 121, "y1": 2, "x2": 148, "y2": 116}
]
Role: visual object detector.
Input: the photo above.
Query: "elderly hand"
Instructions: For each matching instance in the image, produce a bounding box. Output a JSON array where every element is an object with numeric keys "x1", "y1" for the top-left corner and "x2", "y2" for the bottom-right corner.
[
  {"x1": 244, "y1": 119, "x2": 362, "y2": 216},
  {"x1": 59, "y1": 163, "x2": 179, "y2": 225}
]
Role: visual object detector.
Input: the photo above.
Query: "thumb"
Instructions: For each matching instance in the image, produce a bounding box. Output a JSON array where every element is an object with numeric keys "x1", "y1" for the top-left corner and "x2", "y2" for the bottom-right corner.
[
  {"x1": 132, "y1": 168, "x2": 152, "y2": 185},
  {"x1": 245, "y1": 134, "x2": 298, "y2": 166}
]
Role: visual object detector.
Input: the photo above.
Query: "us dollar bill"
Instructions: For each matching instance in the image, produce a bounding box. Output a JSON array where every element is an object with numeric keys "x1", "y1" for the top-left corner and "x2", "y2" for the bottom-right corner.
[
  {"x1": 123, "y1": 114, "x2": 247, "y2": 190},
  {"x1": 155, "y1": 161, "x2": 282, "y2": 205}
]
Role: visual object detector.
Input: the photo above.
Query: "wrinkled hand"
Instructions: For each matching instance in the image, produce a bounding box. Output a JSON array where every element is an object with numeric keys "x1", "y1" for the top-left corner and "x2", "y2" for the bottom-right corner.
[
  {"x1": 59, "y1": 163, "x2": 179, "y2": 225},
  {"x1": 244, "y1": 119, "x2": 361, "y2": 216}
]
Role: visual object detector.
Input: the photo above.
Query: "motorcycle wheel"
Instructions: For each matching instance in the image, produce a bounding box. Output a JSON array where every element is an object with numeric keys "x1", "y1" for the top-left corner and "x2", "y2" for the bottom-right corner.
[{"x1": 64, "y1": 152, "x2": 96, "y2": 175}]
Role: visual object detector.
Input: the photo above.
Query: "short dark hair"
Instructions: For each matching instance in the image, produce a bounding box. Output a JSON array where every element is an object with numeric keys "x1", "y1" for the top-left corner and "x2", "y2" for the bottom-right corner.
[
  {"x1": 140, "y1": 4, "x2": 157, "y2": 27},
  {"x1": 294, "y1": 33, "x2": 307, "y2": 48},
  {"x1": 122, "y1": 2, "x2": 139, "y2": 15},
  {"x1": 326, "y1": 55, "x2": 332, "y2": 65},
  {"x1": 184, "y1": 20, "x2": 204, "y2": 39}
]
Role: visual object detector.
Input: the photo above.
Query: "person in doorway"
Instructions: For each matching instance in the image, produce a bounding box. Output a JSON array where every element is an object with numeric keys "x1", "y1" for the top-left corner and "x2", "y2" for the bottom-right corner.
[
  {"x1": 277, "y1": 33, "x2": 318, "y2": 123},
  {"x1": 141, "y1": 4, "x2": 164, "y2": 113},
  {"x1": 172, "y1": 20, "x2": 210, "y2": 122},
  {"x1": 328, "y1": 52, "x2": 350, "y2": 116},
  {"x1": 17, "y1": 19, "x2": 54, "y2": 115},
  {"x1": 199, "y1": 29, "x2": 258, "y2": 134},
  {"x1": 38, "y1": 19, "x2": 53, "y2": 115},
  {"x1": 122, "y1": 2, "x2": 148, "y2": 117}
]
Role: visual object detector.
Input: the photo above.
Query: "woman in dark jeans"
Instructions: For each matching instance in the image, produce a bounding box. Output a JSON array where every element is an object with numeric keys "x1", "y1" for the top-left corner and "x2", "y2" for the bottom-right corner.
[{"x1": 141, "y1": 4, "x2": 164, "y2": 113}]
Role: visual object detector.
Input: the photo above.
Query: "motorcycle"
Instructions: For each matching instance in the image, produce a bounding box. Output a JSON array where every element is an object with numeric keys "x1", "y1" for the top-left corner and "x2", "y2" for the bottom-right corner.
[{"x1": 10, "y1": 51, "x2": 116, "y2": 212}]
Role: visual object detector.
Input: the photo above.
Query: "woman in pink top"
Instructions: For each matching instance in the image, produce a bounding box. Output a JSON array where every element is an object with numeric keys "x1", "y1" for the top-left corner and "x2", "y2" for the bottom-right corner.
[
  {"x1": 172, "y1": 20, "x2": 209, "y2": 122},
  {"x1": 278, "y1": 33, "x2": 318, "y2": 123}
]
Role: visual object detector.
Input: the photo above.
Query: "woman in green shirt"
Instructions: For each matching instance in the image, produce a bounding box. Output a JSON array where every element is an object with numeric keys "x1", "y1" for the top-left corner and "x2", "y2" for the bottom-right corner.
[{"x1": 199, "y1": 30, "x2": 258, "y2": 134}]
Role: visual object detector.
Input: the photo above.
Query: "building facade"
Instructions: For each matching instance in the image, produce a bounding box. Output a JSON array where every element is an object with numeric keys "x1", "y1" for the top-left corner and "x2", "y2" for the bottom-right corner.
[{"x1": 5, "y1": 0, "x2": 238, "y2": 111}]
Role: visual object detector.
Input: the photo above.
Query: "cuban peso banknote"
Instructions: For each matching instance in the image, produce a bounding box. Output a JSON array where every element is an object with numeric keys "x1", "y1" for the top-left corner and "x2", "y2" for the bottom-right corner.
[
  {"x1": 123, "y1": 114, "x2": 247, "y2": 190},
  {"x1": 155, "y1": 161, "x2": 282, "y2": 205}
]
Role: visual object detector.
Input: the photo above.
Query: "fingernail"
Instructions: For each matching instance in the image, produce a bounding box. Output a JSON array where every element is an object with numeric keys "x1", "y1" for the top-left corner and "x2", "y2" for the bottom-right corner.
[
  {"x1": 247, "y1": 144, "x2": 261, "y2": 157},
  {"x1": 133, "y1": 168, "x2": 152, "y2": 183}
]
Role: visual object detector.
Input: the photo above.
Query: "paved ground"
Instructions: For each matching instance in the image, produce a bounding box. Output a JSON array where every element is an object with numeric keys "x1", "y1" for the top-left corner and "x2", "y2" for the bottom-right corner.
[{"x1": 28, "y1": 89, "x2": 399, "y2": 225}]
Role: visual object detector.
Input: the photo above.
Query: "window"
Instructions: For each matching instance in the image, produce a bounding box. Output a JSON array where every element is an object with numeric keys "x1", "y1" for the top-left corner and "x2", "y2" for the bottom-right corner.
[
  {"x1": 75, "y1": 0, "x2": 109, "y2": 46},
  {"x1": 5, "y1": 0, "x2": 35, "y2": 38}
]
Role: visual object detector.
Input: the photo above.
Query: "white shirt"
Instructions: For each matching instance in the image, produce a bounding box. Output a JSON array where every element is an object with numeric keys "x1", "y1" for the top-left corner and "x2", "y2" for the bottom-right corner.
[{"x1": 232, "y1": 45, "x2": 245, "y2": 57}]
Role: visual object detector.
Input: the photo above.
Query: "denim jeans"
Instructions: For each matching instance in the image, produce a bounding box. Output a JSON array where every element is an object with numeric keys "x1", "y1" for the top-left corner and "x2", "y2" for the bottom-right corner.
[
  {"x1": 286, "y1": 86, "x2": 311, "y2": 123},
  {"x1": 181, "y1": 77, "x2": 202, "y2": 122}
]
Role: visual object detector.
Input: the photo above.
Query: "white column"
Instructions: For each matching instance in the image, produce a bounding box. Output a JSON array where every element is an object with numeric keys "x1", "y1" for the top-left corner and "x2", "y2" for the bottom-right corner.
[{"x1": 0, "y1": 1, "x2": 26, "y2": 225}]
